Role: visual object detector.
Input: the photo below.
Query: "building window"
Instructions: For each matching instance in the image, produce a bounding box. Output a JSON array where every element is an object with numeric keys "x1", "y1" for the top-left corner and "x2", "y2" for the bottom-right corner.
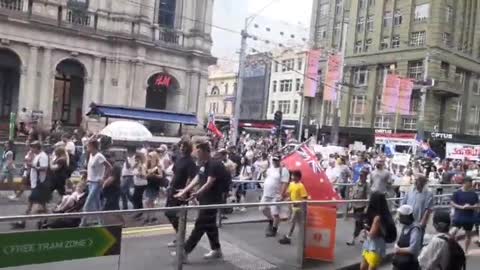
[
  {"x1": 280, "y1": 80, "x2": 293, "y2": 92},
  {"x1": 320, "y1": 3, "x2": 329, "y2": 16},
  {"x1": 297, "y1": 58, "x2": 303, "y2": 71},
  {"x1": 354, "y1": 41, "x2": 363, "y2": 54},
  {"x1": 350, "y1": 95, "x2": 366, "y2": 115},
  {"x1": 317, "y1": 25, "x2": 327, "y2": 39},
  {"x1": 375, "y1": 116, "x2": 393, "y2": 129},
  {"x1": 356, "y1": 17, "x2": 365, "y2": 32},
  {"x1": 359, "y1": 0, "x2": 367, "y2": 9},
  {"x1": 469, "y1": 106, "x2": 480, "y2": 125},
  {"x1": 453, "y1": 100, "x2": 462, "y2": 122},
  {"x1": 381, "y1": 37, "x2": 389, "y2": 49},
  {"x1": 293, "y1": 100, "x2": 299, "y2": 114},
  {"x1": 391, "y1": 35, "x2": 400, "y2": 48},
  {"x1": 158, "y1": 0, "x2": 176, "y2": 28},
  {"x1": 367, "y1": 16, "x2": 374, "y2": 32},
  {"x1": 296, "y1": 78, "x2": 301, "y2": 91},
  {"x1": 472, "y1": 75, "x2": 480, "y2": 95},
  {"x1": 414, "y1": 3, "x2": 430, "y2": 22},
  {"x1": 407, "y1": 61, "x2": 424, "y2": 80},
  {"x1": 282, "y1": 59, "x2": 294, "y2": 72},
  {"x1": 224, "y1": 83, "x2": 229, "y2": 94},
  {"x1": 223, "y1": 101, "x2": 227, "y2": 114},
  {"x1": 334, "y1": 23, "x2": 341, "y2": 37},
  {"x1": 410, "y1": 31, "x2": 426, "y2": 46},
  {"x1": 446, "y1": 6, "x2": 453, "y2": 23},
  {"x1": 278, "y1": 100, "x2": 291, "y2": 114},
  {"x1": 274, "y1": 62, "x2": 279, "y2": 72},
  {"x1": 335, "y1": 0, "x2": 343, "y2": 15},
  {"x1": 349, "y1": 116, "x2": 365, "y2": 127},
  {"x1": 410, "y1": 96, "x2": 420, "y2": 114},
  {"x1": 210, "y1": 86, "x2": 219, "y2": 95},
  {"x1": 402, "y1": 118, "x2": 417, "y2": 130},
  {"x1": 442, "y1": 32, "x2": 452, "y2": 47},
  {"x1": 353, "y1": 66, "x2": 368, "y2": 86},
  {"x1": 273, "y1": 80, "x2": 277, "y2": 93},
  {"x1": 440, "y1": 62, "x2": 450, "y2": 79},
  {"x1": 271, "y1": 101, "x2": 275, "y2": 114},
  {"x1": 393, "y1": 10, "x2": 402, "y2": 26},
  {"x1": 383, "y1": 11, "x2": 392, "y2": 27},
  {"x1": 364, "y1": 39, "x2": 372, "y2": 52},
  {"x1": 455, "y1": 69, "x2": 466, "y2": 85},
  {"x1": 368, "y1": 0, "x2": 375, "y2": 7}
]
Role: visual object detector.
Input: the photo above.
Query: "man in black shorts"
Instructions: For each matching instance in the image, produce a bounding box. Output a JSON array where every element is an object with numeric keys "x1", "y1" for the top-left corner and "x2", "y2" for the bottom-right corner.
[
  {"x1": 174, "y1": 142, "x2": 230, "y2": 262},
  {"x1": 451, "y1": 176, "x2": 479, "y2": 254},
  {"x1": 165, "y1": 140, "x2": 197, "y2": 247}
]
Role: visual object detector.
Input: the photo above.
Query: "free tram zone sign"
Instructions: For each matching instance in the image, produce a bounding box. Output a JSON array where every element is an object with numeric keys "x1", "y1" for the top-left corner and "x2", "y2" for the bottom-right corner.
[{"x1": 0, "y1": 226, "x2": 122, "y2": 268}]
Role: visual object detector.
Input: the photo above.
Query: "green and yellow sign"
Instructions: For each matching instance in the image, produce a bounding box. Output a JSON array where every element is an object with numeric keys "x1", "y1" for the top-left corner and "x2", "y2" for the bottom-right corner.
[{"x1": 0, "y1": 226, "x2": 122, "y2": 268}]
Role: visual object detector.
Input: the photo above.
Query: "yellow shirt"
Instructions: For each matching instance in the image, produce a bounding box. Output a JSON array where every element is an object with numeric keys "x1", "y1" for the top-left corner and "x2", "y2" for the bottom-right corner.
[{"x1": 288, "y1": 181, "x2": 308, "y2": 202}]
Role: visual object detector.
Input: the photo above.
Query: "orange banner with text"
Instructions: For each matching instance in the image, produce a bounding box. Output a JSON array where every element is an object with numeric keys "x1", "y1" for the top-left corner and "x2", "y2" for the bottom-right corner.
[{"x1": 304, "y1": 206, "x2": 337, "y2": 262}]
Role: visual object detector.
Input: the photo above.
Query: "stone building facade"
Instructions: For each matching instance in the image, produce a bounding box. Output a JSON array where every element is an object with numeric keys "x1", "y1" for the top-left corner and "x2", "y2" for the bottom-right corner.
[
  {"x1": 310, "y1": 0, "x2": 480, "y2": 136},
  {"x1": 0, "y1": 0, "x2": 215, "y2": 133}
]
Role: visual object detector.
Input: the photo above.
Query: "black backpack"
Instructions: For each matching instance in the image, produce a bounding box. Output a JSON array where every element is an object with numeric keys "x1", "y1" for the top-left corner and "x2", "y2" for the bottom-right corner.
[
  {"x1": 438, "y1": 235, "x2": 466, "y2": 270},
  {"x1": 383, "y1": 216, "x2": 398, "y2": 244}
]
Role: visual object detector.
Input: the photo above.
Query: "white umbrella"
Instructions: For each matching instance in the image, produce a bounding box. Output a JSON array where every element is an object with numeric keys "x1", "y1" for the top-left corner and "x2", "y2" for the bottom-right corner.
[{"x1": 100, "y1": 121, "x2": 153, "y2": 141}]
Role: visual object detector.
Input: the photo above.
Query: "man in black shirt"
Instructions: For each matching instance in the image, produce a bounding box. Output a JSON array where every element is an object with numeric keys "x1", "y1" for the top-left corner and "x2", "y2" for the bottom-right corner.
[
  {"x1": 174, "y1": 142, "x2": 230, "y2": 261},
  {"x1": 165, "y1": 140, "x2": 197, "y2": 247}
]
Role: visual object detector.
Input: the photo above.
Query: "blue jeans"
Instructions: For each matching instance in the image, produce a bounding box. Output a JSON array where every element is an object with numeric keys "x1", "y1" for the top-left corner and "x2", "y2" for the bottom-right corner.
[
  {"x1": 80, "y1": 181, "x2": 103, "y2": 227},
  {"x1": 120, "y1": 176, "x2": 133, "y2": 209}
]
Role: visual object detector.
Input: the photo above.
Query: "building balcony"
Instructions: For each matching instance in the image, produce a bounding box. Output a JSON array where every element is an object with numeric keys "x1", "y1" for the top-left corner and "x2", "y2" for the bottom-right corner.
[
  {"x1": 431, "y1": 80, "x2": 462, "y2": 97},
  {"x1": 0, "y1": 0, "x2": 27, "y2": 15},
  {"x1": 153, "y1": 26, "x2": 185, "y2": 47}
]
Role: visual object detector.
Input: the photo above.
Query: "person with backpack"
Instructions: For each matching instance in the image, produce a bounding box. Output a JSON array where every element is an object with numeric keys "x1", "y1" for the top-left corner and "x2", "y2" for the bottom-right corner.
[
  {"x1": 346, "y1": 167, "x2": 370, "y2": 246},
  {"x1": 392, "y1": 205, "x2": 423, "y2": 270},
  {"x1": 361, "y1": 192, "x2": 396, "y2": 270},
  {"x1": 173, "y1": 142, "x2": 231, "y2": 262},
  {"x1": 419, "y1": 210, "x2": 466, "y2": 270}
]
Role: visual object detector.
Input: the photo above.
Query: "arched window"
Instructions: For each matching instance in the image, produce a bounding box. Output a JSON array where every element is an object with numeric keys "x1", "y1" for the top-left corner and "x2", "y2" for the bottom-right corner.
[{"x1": 211, "y1": 86, "x2": 220, "y2": 96}]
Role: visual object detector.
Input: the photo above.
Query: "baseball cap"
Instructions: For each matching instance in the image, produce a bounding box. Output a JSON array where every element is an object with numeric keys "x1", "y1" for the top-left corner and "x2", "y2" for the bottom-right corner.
[
  {"x1": 272, "y1": 155, "x2": 281, "y2": 161},
  {"x1": 397, "y1": 205, "x2": 413, "y2": 216}
]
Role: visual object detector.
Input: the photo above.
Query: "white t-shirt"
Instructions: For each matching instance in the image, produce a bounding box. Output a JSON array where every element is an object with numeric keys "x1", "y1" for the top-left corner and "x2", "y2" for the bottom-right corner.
[
  {"x1": 87, "y1": 152, "x2": 107, "y2": 182},
  {"x1": 65, "y1": 141, "x2": 76, "y2": 155},
  {"x1": 121, "y1": 156, "x2": 135, "y2": 177},
  {"x1": 30, "y1": 151, "x2": 49, "y2": 189},
  {"x1": 133, "y1": 167, "x2": 148, "y2": 186},
  {"x1": 263, "y1": 167, "x2": 290, "y2": 198}
]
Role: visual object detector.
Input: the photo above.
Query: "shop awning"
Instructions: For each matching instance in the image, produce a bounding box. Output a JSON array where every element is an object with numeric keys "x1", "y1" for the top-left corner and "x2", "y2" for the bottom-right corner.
[{"x1": 87, "y1": 103, "x2": 198, "y2": 126}]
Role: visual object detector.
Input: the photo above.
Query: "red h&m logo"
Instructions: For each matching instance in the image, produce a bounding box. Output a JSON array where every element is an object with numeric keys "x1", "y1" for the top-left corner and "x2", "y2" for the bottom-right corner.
[{"x1": 154, "y1": 75, "x2": 172, "y2": 88}]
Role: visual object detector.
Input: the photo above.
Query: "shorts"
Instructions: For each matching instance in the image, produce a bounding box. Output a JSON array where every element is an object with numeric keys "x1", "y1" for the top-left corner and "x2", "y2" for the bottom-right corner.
[
  {"x1": 362, "y1": 250, "x2": 382, "y2": 268},
  {"x1": 144, "y1": 186, "x2": 160, "y2": 200},
  {"x1": 453, "y1": 222, "x2": 474, "y2": 232},
  {"x1": 259, "y1": 196, "x2": 281, "y2": 216}
]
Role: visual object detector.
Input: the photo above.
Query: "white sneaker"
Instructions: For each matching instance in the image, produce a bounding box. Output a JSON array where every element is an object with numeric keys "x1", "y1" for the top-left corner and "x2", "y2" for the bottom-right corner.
[
  {"x1": 8, "y1": 195, "x2": 18, "y2": 201},
  {"x1": 239, "y1": 207, "x2": 247, "y2": 212},
  {"x1": 170, "y1": 250, "x2": 188, "y2": 264},
  {"x1": 167, "y1": 240, "x2": 176, "y2": 248},
  {"x1": 203, "y1": 249, "x2": 223, "y2": 260}
]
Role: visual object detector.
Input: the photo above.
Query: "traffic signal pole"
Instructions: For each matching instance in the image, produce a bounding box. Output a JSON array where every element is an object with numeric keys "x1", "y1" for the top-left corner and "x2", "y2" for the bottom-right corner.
[{"x1": 231, "y1": 18, "x2": 248, "y2": 146}]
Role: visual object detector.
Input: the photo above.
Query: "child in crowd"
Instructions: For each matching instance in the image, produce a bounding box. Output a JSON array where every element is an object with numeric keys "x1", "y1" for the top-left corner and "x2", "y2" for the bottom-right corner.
[
  {"x1": 279, "y1": 170, "x2": 309, "y2": 245},
  {"x1": 54, "y1": 181, "x2": 87, "y2": 213}
]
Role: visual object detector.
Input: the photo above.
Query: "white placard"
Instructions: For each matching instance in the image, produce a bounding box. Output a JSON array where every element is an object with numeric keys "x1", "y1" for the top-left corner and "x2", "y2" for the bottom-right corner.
[{"x1": 446, "y1": 142, "x2": 480, "y2": 161}]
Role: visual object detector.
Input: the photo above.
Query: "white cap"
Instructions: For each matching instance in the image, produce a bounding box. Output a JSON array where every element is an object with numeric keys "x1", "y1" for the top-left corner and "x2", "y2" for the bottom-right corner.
[{"x1": 397, "y1": 205, "x2": 413, "y2": 216}]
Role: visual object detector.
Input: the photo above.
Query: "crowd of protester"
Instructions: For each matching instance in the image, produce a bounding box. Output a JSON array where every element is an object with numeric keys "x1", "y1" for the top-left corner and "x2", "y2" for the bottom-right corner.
[{"x1": 2, "y1": 129, "x2": 480, "y2": 269}]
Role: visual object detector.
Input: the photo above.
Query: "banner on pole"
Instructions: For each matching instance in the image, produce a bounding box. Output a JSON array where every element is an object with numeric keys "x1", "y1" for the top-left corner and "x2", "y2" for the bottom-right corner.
[
  {"x1": 381, "y1": 74, "x2": 401, "y2": 113},
  {"x1": 304, "y1": 206, "x2": 337, "y2": 262},
  {"x1": 304, "y1": 49, "x2": 322, "y2": 97},
  {"x1": 323, "y1": 54, "x2": 343, "y2": 101},
  {"x1": 398, "y1": 78, "x2": 414, "y2": 115}
]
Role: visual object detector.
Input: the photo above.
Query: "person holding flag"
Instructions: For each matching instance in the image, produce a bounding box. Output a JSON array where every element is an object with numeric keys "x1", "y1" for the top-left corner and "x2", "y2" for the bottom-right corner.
[{"x1": 207, "y1": 113, "x2": 223, "y2": 139}]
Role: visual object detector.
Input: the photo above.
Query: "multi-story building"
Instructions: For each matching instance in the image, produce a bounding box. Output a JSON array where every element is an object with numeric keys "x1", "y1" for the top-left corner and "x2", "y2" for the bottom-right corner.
[
  {"x1": 310, "y1": 0, "x2": 480, "y2": 144},
  {"x1": 206, "y1": 69, "x2": 236, "y2": 119},
  {"x1": 0, "y1": 0, "x2": 215, "y2": 134},
  {"x1": 267, "y1": 49, "x2": 307, "y2": 122}
]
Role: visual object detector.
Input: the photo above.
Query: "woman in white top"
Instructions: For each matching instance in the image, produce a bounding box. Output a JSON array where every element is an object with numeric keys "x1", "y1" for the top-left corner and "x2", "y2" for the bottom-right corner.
[
  {"x1": 235, "y1": 157, "x2": 253, "y2": 212},
  {"x1": 132, "y1": 152, "x2": 147, "y2": 211}
]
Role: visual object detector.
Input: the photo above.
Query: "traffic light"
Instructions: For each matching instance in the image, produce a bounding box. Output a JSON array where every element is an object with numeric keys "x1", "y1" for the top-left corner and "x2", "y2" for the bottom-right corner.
[{"x1": 274, "y1": 110, "x2": 283, "y2": 126}]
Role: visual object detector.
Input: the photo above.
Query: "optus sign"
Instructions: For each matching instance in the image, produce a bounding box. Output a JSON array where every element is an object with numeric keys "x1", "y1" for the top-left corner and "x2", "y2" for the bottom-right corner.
[
  {"x1": 0, "y1": 226, "x2": 122, "y2": 268},
  {"x1": 446, "y1": 142, "x2": 480, "y2": 161}
]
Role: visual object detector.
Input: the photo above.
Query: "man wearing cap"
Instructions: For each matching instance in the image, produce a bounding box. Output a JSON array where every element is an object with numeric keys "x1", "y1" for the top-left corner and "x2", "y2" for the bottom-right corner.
[
  {"x1": 401, "y1": 175, "x2": 434, "y2": 230},
  {"x1": 418, "y1": 211, "x2": 452, "y2": 270},
  {"x1": 450, "y1": 176, "x2": 479, "y2": 253},
  {"x1": 260, "y1": 155, "x2": 290, "y2": 237},
  {"x1": 392, "y1": 205, "x2": 423, "y2": 270}
]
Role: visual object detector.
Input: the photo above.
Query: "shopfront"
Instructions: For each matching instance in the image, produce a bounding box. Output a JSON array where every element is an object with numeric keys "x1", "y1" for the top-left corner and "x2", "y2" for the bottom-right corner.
[{"x1": 427, "y1": 132, "x2": 480, "y2": 159}]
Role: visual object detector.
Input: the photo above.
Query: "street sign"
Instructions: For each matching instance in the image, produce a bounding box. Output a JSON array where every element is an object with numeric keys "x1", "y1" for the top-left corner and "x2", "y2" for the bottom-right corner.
[{"x1": 0, "y1": 226, "x2": 122, "y2": 268}]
